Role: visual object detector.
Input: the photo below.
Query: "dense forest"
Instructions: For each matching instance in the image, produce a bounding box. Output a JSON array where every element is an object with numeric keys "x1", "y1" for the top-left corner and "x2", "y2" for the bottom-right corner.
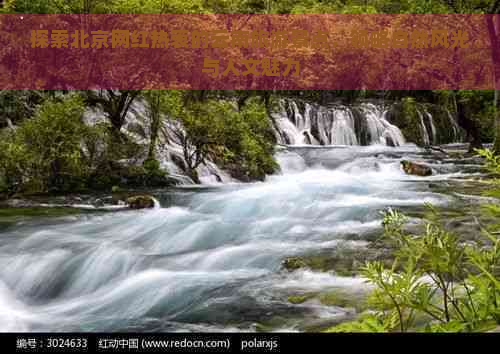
[{"x1": 0, "y1": 0, "x2": 499, "y2": 335}]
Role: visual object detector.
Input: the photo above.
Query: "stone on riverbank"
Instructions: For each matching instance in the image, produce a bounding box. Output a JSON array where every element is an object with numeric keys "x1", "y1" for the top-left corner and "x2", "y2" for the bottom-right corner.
[
  {"x1": 126, "y1": 195, "x2": 156, "y2": 209},
  {"x1": 401, "y1": 160, "x2": 432, "y2": 176},
  {"x1": 282, "y1": 257, "x2": 308, "y2": 271}
]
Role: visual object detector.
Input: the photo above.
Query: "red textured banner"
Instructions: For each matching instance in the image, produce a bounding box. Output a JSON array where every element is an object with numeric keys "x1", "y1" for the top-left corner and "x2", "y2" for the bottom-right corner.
[{"x1": 0, "y1": 14, "x2": 497, "y2": 90}]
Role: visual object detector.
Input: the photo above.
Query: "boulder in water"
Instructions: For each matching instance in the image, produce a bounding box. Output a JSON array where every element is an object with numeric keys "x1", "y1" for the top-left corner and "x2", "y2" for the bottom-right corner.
[
  {"x1": 401, "y1": 160, "x2": 432, "y2": 176},
  {"x1": 126, "y1": 195, "x2": 156, "y2": 209},
  {"x1": 282, "y1": 257, "x2": 308, "y2": 271}
]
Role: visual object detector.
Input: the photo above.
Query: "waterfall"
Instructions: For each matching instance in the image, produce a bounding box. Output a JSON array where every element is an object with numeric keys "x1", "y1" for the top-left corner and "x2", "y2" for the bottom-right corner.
[
  {"x1": 84, "y1": 99, "x2": 234, "y2": 185},
  {"x1": 447, "y1": 110, "x2": 461, "y2": 143},
  {"x1": 359, "y1": 103, "x2": 405, "y2": 146},
  {"x1": 275, "y1": 99, "x2": 405, "y2": 147},
  {"x1": 330, "y1": 108, "x2": 358, "y2": 145},
  {"x1": 425, "y1": 111, "x2": 437, "y2": 144},
  {"x1": 417, "y1": 106, "x2": 463, "y2": 146},
  {"x1": 275, "y1": 99, "x2": 465, "y2": 147},
  {"x1": 417, "y1": 110, "x2": 431, "y2": 146}
]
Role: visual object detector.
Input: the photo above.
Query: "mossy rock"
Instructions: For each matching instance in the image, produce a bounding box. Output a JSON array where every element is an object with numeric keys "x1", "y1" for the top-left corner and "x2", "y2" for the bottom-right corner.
[
  {"x1": 286, "y1": 290, "x2": 368, "y2": 311},
  {"x1": 255, "y1": 316, "x2": 294, "y2": 332},
  {"x1": 282, "y1": 257, "x2": 308, "y2": 271},
  {"x1": 401, "y1": 160, "x2": 432, "y2": 176},
  {"x1": 287, "y1": 293, "x2": 317, "y2": 304},
  {"x1": 281, "y1": 246, "x2": 394, "y2": 276},
  {"x1": 126, "y1": 195, "x2": 156, "y2": 209},
  {"x1": 0, "y1": 206, "x2": 88, "y2": 219},
  {"x1": 318, "y1": 291, "x2": 368, "y2": 312},
  {"x1": 0, "y1": 206, "x2": 96, "y2": 231},
  {"x1": 111, "y1": 185, "x2": 122, "y2": 193}
]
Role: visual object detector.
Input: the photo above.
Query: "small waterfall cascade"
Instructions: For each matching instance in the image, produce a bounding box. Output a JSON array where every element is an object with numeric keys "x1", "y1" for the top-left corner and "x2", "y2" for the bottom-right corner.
[
  {"x1": 84, "y1": 99, "x2": 233, "y2": 185},
  {"x1": 273, "y1": 99, "x2": 406, "y2": 146},
  {"x1": 412, "y1": 104, "x2": 463, "y2": 146},
  {"x1": 273, "y1": 99, "x2": 463, "y2": 147},
  {"x1": 446, "y1": 110, "x2": 462, "y2": 143},
  {"x1": 360, "y1": 103, "x2": 406, "y2": 146},
  {"x1": 417, "y1": 109, "x2": 431, "y2": 146}
]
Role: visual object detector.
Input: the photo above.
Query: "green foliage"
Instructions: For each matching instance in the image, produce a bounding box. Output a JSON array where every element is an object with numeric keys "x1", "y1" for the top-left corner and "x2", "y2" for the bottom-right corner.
[
  {"x1": 457, "y1": 91, "x2": 496, "y2": 143},
  {"x1": 327, "y1": 201, "x2": 500, "y2": 332},
  {"x1": 112, "y1": 0, "x2": 207, "y2": 14},
  {"x1": 0, "y1": 130, "x2": 28, "y2": 193},
  {"x1": 142, "y1": 91, "x2": 182, "y2": 160},
  {"x1": 0, "y1": 91, "x2": 46, "y2": 127},
  {"x1": 477, "y1": 148, "x2": 500, "y2": 176},
  {"x1": 0, "y1": 95, "x2": 93, "y2": 193},
  {"x1": 0, "y1": 90, "x2": 277, "y2": 192},
  {"x1": 325, "y1": 313, "x2": 390, "y2": 333},
  {"x1": 8, "y1": 0, "x2": 494, "y2": 15},
  {"x1": 143, "y1": 158, "x2": 161, "y2": 175},
  {"x1": 235, "y1": 99, "x2": 278, "y2": 180},
  {"x1": 177, "y1": 98, "x2": 278, "y2": 182},
  {"x1": 288, "y1": 294, "x2": 312, "y2": 304},
  {"x1": 385, "y1": 97, "x2": 427, "y2": 146},
  {"x1": 143, "y1": 157, "x2": 167, "y2": 181}
]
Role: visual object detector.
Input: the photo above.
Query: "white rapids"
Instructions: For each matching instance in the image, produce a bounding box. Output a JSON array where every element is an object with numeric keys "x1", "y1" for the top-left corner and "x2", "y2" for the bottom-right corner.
[{"x1": 0, "y1": 144, "x2": 473, "y2": 332}]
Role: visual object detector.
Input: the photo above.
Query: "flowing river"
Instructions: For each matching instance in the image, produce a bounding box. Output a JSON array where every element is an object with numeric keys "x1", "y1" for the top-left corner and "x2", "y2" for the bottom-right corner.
[{"x1": 0, "y1": 144, "x2": 484, "y2": 332}]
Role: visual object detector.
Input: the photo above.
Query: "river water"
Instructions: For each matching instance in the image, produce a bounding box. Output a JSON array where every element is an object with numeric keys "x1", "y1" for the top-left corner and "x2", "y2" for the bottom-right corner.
[{"x1": 0, "y1": 144, "x2": 483, "y2": 332}]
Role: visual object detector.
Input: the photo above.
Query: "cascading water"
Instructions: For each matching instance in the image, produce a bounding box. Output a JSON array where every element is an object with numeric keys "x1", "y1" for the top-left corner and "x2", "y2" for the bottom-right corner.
[
  {"x1": 417, "y1": 110, "x2": 431, "y2": 146},
  {"x1": 330, "y1": 109, "x2": 358, "y2": 145},
  {"x1": 0, "y1": 93, "x2": 474, "y2": 332},
  {"x1": 84, "y1": 98, "x2": 233, "y2": 186},
  {"x1": 0, "y1": 142, "x2": 479, "y2": 332},
  {"x1": 84, "y1": 95, "x2": 463, "y2": 187},
  {"x1": 359, "y1": 103, "x2": 406, "y2": 146},
  {"x1": 425, "y1": 111, "x2": 437, "y2": 144},
  {"x1": 274, "y1": 99, "x2": 405, "y2": 147},
  {"x1": 274, "y1": 99, "x2": 462, "y2": 147}
]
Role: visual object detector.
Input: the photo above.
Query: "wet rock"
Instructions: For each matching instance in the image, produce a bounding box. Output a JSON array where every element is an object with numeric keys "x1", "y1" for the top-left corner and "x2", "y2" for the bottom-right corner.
[
  {"x1": 126, "y1": 195, "x2": 156, "y2": 209},
  {"x1": 281, "y1": 244, "x2": 394, "y2": 276},
  {"x1": 282, "y1": 257, "x2": 308, "y2": 271},
  {"x1": 111, "y1": 185, "x2": 122, "y2": 193},
  {"x1": 3, "y1": 198, "x2": 37, "y2": 208},
  {"x1": 288, "y1": 294, "x2": 315, "y2": 304},
  {"x1": 317, "y1": 290, "x2": 368, "y2": 312},
  {"x1": 287, "y1": 290, "x2": 368, "y2": 313},
  {"x1": 401, "y1": 160, "x2": 432, "y2": 176}
]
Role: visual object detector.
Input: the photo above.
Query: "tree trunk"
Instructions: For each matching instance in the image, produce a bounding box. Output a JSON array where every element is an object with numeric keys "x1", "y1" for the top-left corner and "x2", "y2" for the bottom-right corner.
[{"x1": 187, "y1": 168, "x2": 200, "y2": 184}]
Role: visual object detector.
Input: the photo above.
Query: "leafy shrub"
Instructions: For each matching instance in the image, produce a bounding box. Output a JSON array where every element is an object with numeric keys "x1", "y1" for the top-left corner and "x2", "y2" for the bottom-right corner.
[
  {"x1": 326, "y1": 203, "x2": 499, "y2": 332},
  {"x1": 0, "y1": 95, "x2": 98, "y2": 193},
  {"x1": 177, "y1": 99, "x2": 278, "y2": 182},
  {"x1": 326, "y1": 149, "x2": 500, "y2": 333}
]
